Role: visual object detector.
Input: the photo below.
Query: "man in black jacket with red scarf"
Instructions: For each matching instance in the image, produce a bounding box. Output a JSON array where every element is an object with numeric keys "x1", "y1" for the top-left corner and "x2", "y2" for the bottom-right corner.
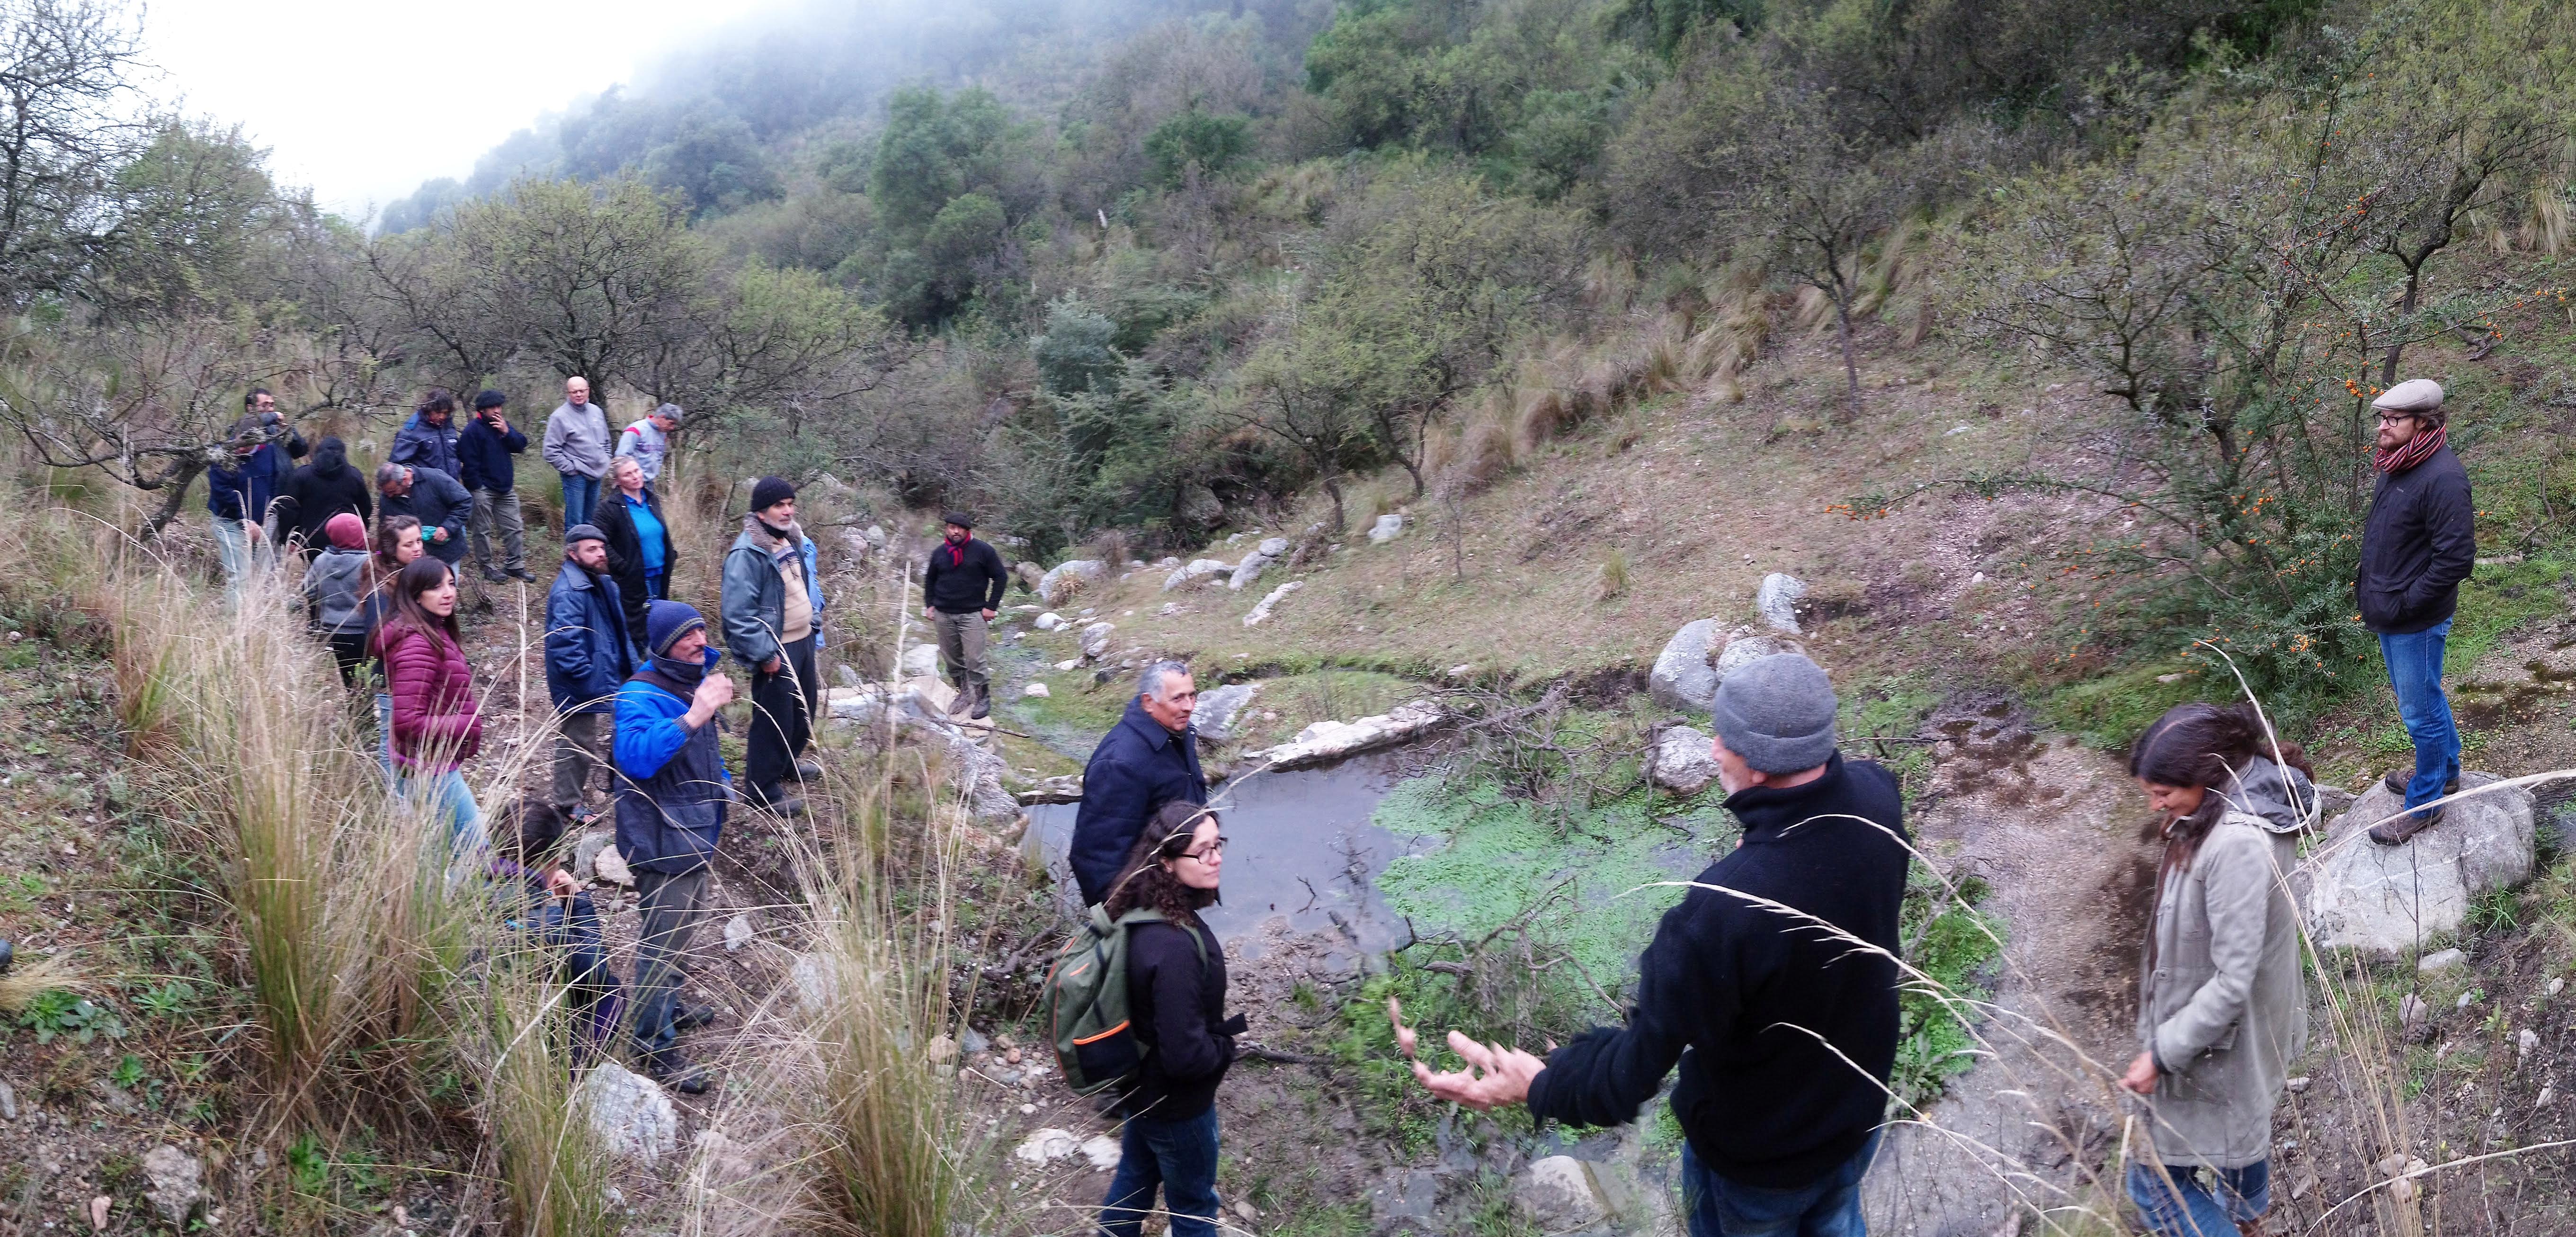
[
  {"x1": 2357, "y1": 377, "x2": 2475, "y2": 845},
  {"x1": 1397, "y1": 653, "x2": 1907, "y2": 1237},
  {"x1": 921, "y1": 511, "x2": 1008, "y2": 719}
]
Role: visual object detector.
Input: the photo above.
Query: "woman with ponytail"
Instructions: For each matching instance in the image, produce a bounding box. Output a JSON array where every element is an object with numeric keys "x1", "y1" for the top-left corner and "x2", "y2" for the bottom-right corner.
[{"x1": 2120, "y1": 703, "x2": 2310, "y2": 1237}]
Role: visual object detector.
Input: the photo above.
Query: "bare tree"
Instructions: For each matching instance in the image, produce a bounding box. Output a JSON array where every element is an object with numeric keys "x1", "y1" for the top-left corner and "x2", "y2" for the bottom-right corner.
[{"x1": 0, "y1": 0, "x2": 148, "y2": 307}]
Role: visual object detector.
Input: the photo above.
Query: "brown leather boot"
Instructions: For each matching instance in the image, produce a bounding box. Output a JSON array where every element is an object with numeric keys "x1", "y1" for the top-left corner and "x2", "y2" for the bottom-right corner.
[{"x1": 2369, "y1": 805, "x2": 2442, "y2": 846}]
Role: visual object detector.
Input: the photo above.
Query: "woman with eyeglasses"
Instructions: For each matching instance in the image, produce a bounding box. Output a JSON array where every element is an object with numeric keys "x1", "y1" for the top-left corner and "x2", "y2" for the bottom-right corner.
[{"x1": 1095, "y1": 800, "x2": 1243, "y2": 1237}]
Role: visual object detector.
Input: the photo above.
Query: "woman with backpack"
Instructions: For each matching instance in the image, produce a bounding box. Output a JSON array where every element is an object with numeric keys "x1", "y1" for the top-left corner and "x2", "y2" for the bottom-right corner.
[
  {"x1": 2121, "y1": 703, "x2": 2310, "y2": 1237},
  {"x1": 301, "y1": 512, "x2": 375, "y2": 686},
  {"x1": 376, "y1": 556, "x2": 488, "y2": 861},
  {"x1": 1095, "y1": 800, "x2": 1241, "y2": 1237}
]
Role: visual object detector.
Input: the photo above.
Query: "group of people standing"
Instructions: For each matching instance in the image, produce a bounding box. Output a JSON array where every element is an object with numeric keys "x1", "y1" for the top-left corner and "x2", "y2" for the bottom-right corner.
[
  {"x1": 211, "y1": 376, "x2": 828, "y2": 1094},
  {"x1": 1056, "y1": 376, "x2": 2478, "y2": 1237}
]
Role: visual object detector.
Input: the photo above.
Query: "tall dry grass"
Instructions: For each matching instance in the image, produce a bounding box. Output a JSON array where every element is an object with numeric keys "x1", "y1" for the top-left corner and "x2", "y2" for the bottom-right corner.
[{"x1": 476, "y1": 959, "x2": 617, "y2": 1237}]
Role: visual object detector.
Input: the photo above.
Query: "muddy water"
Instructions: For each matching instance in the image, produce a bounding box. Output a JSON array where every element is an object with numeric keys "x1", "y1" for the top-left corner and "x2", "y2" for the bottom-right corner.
[{"x1": 1023, "y1": 753, "x2": 1422, "y2": 963}]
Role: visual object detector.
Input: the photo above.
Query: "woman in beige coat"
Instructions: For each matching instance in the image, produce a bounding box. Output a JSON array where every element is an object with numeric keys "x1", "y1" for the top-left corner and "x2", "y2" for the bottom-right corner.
[{"x1": 2121, "y1": 703, "x2": 2310, "y2": 1237}]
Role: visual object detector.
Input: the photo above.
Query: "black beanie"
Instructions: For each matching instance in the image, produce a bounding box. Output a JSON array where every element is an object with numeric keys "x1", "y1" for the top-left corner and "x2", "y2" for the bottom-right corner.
[{"x1": 750, "y1": 476, "x2": 795, "y2": 512}]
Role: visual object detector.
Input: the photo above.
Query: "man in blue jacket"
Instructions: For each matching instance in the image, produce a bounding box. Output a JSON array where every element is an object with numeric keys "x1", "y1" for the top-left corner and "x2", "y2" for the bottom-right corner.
[
  {"x1": 1069, "y1": 661, "x2": 1207, "y2": 905},
  {"x1": 459, "y1": 390, "x2": 535, "y2": 583},
  {"x1": 546, "y1": 525, "x2": 635, "y2": 825},
  {"x1": 389, "y1": 389, "x2": 462, "y2": 480},
  {"x1": 614, "y1": 600, "x2": 736, "y2": 1094},
  {"x1": 376, "y1": 462, "x2": 472, "y2": 567}
]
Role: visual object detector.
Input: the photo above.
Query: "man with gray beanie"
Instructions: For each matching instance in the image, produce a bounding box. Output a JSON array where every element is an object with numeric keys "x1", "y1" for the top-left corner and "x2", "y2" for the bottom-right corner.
[
  {"x1": 2357, "y1": 377, "x2": 2474, "y2": 845},
  {"x1": 1403, "y1": 653, "x2": 1908, "y2": 1237},
  {"x1": 545, "y1": 524, "x2": 636, "y2": 823}
]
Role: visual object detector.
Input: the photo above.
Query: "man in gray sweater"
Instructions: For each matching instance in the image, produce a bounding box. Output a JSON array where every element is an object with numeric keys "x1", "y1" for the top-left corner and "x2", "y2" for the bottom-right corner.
[{"x1": 543, "y1": 376, "x2": 614, "y2": 529}]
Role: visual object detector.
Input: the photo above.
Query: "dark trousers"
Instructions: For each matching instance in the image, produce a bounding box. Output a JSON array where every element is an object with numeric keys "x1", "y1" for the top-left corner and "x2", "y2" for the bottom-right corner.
[
  {"x1": 324, "y1": 630, "x2": 368, "y2": 688},
  {"x1": 628, "y1": 865, "x2": 711, "y2": 1062},
  {"x1": 746, "y1": 634, "x2": 817, "y2": 807},
  {"x1": 1681, "y1": 1130, "x2": 1879, "y2": 1237},
  {"x1": 1096, "y1": 1107, "x2": 1219, "y2": 1237}
]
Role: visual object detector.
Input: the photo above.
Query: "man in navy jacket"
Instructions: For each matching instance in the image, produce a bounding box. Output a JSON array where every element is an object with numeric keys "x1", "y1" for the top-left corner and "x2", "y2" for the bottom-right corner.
[
  {"x1": 1069, "y1": 661, "x2": 1207, "y2": 905},
  {"x1": 613, "y1": 601, "x2": 736, "y2": 1094},
  {"x1": 545, "y1": 524, "x2": 635, "y2": 823},
  {"x1": 2356, "y1": 377, "x2": 2475, "y2": 845},
  {"x1": 1400, "y1": 654, "x2": 1908, "y2": 1237},
  {"x1": 458, "y1": 389, "x2": 534, "y2": 583}
]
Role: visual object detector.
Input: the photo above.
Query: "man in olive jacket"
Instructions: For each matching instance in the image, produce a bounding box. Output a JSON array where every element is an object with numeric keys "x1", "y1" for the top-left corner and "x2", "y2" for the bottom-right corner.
[
  {"x1": 720, "y1": 477, "x2": 821, "y2": 817},
  {"x1": 2356, "y1": 378, "x2": 2474, "y2": 844}
]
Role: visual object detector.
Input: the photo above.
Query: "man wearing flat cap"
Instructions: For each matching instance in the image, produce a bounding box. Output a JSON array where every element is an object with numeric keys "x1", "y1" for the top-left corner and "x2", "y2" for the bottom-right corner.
[
  {"x1": 921, "y1": 511, "x2": 1008, "y2": 719},
  {"x1": 2357, "y1": 377, "x2": 2475, "y2": 845},
  {"x1": 545, "y1": 523, "x2": 637, "y2": 824}
]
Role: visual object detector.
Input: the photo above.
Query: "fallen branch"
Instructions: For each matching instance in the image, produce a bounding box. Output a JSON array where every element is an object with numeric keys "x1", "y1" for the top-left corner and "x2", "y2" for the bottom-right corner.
[{"x1": 1238, "y1": 1041, "x2": 1331, "y2": 1066}]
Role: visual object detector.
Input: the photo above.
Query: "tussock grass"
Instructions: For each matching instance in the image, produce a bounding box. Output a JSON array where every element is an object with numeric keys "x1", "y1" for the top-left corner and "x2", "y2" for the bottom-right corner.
[
  {"x1": 0, "y1": 951, "x2": 86, "y2": 1014},
  {"x1": 478, "y1": 962, "x2": 615, "y2": 1237},
  {"x1": 1592, "y1": 548, "x2": 1629, "y2": 602}
]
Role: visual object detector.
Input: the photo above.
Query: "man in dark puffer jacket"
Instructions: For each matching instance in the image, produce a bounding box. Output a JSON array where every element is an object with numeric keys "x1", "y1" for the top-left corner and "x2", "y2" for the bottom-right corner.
[
  {"x1": 1402, "y1": 654, "x2": 1908, "y2": 1237},
  {"x1": 613, "y1": 601, "x2": 736, "y2": 1094},
  {"x1": 283, "y1": 436, "x2": 372, "y2": 558},
  {"x1": 2354, "y1": 377, "x2": 2474, "y2": 845}
]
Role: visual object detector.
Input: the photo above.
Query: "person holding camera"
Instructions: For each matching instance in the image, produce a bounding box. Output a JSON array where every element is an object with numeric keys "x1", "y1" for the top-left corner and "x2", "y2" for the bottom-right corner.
[{"x1": 458, "y1": 389, "x2": 535, "y2": 583}]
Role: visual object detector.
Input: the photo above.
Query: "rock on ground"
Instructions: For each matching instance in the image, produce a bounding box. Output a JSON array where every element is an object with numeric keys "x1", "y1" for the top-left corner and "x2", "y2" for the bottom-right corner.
[
  {"x1": 1023, "y1": 681, "x2": 1051, "y2": 698},
  {"x1": 1034, "y1": 611, "x2": 1066, "y2": 630},
  {"x1": 1756, "y1": 572, "x2": 1808, "y2": 634},
  {"x1": 1367, "y1": 512, "x2": 1406, "y2": 543},
  {"x1": 899, "y1": 643, "x2": 941, "y2": 678},
  {"x1": 2418, "y1": 947, "x2": 2466, "y2": 973},
  {"x1": 1243, "y1": 580, "x2": 1301, "y2": 627},
  {"x1": 1079, "y1": 1133, "x2": 1123, "y2": 1171},
  {"x1": 580, "y1": 1061, "x2": 680, "y2": 1164},
  {"x1": 1244, "y1": 699, "x2": 1443, "y2": 770},
  {"x1": 1514, "y1": 1156, "x2": 1609, "y2": 1233},
  {"x1": 787, "y1": 952, "x2": 830, "y2": 1013},
  {"x1": 1649, "y1": 725, "x2": 1720, "y2": 796},
  {"x1": 1229, "y1": 537, "x2": 1292, "y2": 590},
  {"x1": 592, "y1": 844, "x2": 634, "y2": 887},
  {"x1": 1715, "y1": 630, "x2": 1799, "y2": 680},
  {"x1": 1079, "y1": 621, "x2": 1116, "y2": 658},
  {"x1": 1038, "y1": 559, "x2": 1105, "y2": 604},
  {"x1": 2305, "y1": 772, "x2": 2535, "y2": 956},
  {"x1": 1649, "y1": 618, "x2": 1722, "y2": 712},
  {"x1": 1194, "y1": 682, "x2": 1259, "y2": 743},
  {"x1": 1162, "y1": 558, "x2": 1231, "y2": 591},
  {"x1": 723, "y1": 913, "x2": 754, "y2": 952},
  {"x1": 1013, "y1": 1128, "x2": 1081, "y2": 1165},
  {"x1": 140, "y1": 1146, "x2": 201, "y2": 1228}
]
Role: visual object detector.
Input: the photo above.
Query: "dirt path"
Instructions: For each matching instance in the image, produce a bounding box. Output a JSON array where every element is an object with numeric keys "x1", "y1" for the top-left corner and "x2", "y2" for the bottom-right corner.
[{"x1": 1865, "y1": 696, "x2": 2161, "y2": 1236}]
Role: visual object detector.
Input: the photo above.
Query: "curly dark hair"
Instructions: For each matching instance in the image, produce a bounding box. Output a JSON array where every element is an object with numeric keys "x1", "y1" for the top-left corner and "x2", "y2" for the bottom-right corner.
[{"x1": 1103, "y1": 800, "x2": 1221, "y2": 928}]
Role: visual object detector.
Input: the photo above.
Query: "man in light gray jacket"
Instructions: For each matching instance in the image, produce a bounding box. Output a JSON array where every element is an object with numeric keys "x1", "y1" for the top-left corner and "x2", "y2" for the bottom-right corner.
[{"x1": 543, "y1": 376, "x2": 613, "y2": 529}]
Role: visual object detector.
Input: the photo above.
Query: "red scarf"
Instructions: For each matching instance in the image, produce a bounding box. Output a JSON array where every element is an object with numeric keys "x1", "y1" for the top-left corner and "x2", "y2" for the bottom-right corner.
[
  {"x1": 2375, "y1": 423, "x2": 2444, "y2": 474},
  {"x1": 945, "y1": 537, "x2": 965, "y2": 567}
]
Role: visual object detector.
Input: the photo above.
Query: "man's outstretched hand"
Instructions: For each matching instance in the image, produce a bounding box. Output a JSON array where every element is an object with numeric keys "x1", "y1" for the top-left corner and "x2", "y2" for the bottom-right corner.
[{"x1": 1388, "y1": 995, "x2": 1546, "y2": 1112}]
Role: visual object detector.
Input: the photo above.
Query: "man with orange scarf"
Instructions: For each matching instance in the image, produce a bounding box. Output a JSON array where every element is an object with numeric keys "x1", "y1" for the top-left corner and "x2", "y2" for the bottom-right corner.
[{"x1": 2355, "y1": 377, "x2": 2474, "y2": 845}]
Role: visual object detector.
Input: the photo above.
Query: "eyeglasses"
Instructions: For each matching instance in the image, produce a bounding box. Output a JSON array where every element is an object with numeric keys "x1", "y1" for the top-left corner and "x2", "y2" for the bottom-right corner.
[
  {"x1": 2376, "y1": 413, "x2": 2417, "y2": 425},
  {"x1": 1173, "y1": 837, "x2": 1228, "y2": 862}
]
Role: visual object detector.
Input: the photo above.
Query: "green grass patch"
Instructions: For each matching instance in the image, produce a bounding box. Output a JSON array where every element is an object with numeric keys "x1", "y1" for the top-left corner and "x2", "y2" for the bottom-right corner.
[
  {"x1": 2040, "y1": 659, "x2": 2203, "y2": 751},
  {"x1": 1891, "y1": 868, "x2": 2003, "y2": 1110}
]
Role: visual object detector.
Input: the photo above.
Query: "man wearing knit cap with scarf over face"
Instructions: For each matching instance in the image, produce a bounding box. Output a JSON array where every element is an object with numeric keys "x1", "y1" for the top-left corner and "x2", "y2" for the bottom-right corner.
[
  {"x1": 2357, "y1": 377, "x2": 2476, "y2": 845},
  {"x1": 921, "y1": 511, "x2": 1008, "y2": 719},
  {"x1": 1397, "y1": 653, "x2": 1909, "y2": 1237},
  {"x1": 721, "y1": 476, "x2": 822, "y2": 816}
]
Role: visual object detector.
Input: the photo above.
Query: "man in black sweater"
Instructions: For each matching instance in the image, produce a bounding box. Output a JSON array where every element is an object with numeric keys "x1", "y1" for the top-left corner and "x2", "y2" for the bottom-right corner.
[
  {"x1": 1404, "y1": 653, "x2": 1907, "y2": 1237},
  {"x1": 919, "y1": 511, "x2": 1008, "y2": 719},
  {"x1": 2356, "y1": 377, "x2": 2475, "y2": 845}
]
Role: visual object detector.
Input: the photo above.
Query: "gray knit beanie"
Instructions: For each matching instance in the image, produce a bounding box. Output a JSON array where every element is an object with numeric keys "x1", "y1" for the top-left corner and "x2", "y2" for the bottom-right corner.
[{"x1": 1710, "y1": 653, "x2": 1839, "y2": 774}]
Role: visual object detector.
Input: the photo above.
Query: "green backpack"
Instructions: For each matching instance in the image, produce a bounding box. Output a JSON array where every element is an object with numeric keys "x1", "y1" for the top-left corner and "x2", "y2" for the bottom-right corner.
[{"x1": 1044, "y1": 904, "x2": 1207, "y2": 1095}]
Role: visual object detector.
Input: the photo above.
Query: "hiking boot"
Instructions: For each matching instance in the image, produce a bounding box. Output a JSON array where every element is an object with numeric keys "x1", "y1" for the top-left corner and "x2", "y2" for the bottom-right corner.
[
  {"x1": 2369, "y1": 805, "x2": 2443, "y2": 846},
  {"x1": 480, "y1": 568, "x2": 508, "y2": 583},
  {"x1": 971, "y1": 686, "x2": 991, "y2": 720},
  {"x1": 507, "y1": 566, "x2": 538, "y2": 582},
  {"x1": 788, "y1": 759, "x2": 823, "y2": 782},
  {"x1": 644, "y1": 1050, "x2": 711, "y2": 1095},
  {"x1": 754, "y1": 794, "x2": 807, "y2": 818},
  {"x1": 2382, "y1": 770, "x2": 2461, "y2": 797},
  {"x1": 673, "y1": 1002, "x2": 719, "y2": 1032},
  {"x1": 947, "y1": 687, "x2": 973, "y2": 717}
]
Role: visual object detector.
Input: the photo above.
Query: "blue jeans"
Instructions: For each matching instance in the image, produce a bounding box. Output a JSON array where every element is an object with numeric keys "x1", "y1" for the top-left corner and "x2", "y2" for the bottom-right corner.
[
  {"x1": 1097, "y1": 1108, "x2": 1219, "y2": 1237},
  {"x1": 400, "y1": 768, "x2": 489, "y2": 860},
  {"x1": 2379, "y1": 620, "x2": 2460, "y2": 817},
  {"x1": 560, "y1": 472, "x2": 602, "y2": 528},
  {"x1": 375, "y1": 693, "x2": 396, "y2": 782},
  {"x1": 1681, "y1": 1130, "x2": 1879, "y2": 1237},
  {"x1": 209, "y1": 516, "x2": 273, "y2": 595},
  {"x1": 2128, "y1": 1158, "x2": 2268, "y2": 1237},
  {"x1": 644, "y1": 570, "x2": 667, "y2": 601}
]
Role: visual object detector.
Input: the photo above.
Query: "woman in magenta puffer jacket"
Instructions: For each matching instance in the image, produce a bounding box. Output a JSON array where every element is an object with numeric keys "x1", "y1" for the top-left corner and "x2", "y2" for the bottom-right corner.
[{"x1": 374, "y1": 556, "x2": 489, "y2": 859}]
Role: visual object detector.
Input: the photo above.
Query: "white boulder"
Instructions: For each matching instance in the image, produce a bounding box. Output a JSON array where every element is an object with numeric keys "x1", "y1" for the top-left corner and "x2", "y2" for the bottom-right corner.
[
  {"x1": 1194, "y1": 683, "x2": 1260, "y2": 744},
  {"x1": 592, "y1": 844, "x2": 634, "y2": 887},
  {"x1": 1244, "y1": 700, "x2": 1444, "y2": 770},
  {"x1": 1162, "y1": 559, "x2": 1232, "y2": 591},
  {"x1": 2306, "y1": 773, "x2": 2535, "y2": 956},
  {"x1": 1514, "y1": 1156, "x2": 1609, "y2": 1233},
  {"x1": 1034, "y1": 611, "x2": 1066, "y2": 631},
  {"x1": 1648, "y1": 619, "x2": 1722, "y2": 712},
  {"x1": 723, "y1": 913, "x2": 754, "y2": 952},
  {"x1": 1229, "y1": 537, "x2": 1293, "y2": 590},
  {"x1": 1079, "y1": 1133, "x2": 1123, "y2": 1171},
  {"x1": 1243, "y1": 580, "x2": 1302, "y2": 627},
  {"x1": 1014, "y1": 1128, "x2": 1081, "y2": 1165},
  {"x1": 1715, "y1": 630, "x2": 1799, "y2": 680},
  {"x1": 141, "y1": 1147, "x2": 202, "y2": 1228},
  {"x1": 1079, "y1": 621, "x2": 1117, "y2": 658},
  {"x1": 1367, "y1": 513, "x2": 1406, "y2": 544},
  {"x1": 1023, "y1": 682, "x2": 1051, "y2": 698},
  {"x1": 899, "y1": 644, "x2": 941, "y2": 678},
  {"x1": 1038, "y1": 560, "x2": 1106, "y2": 605},
  {"x1": 1649, "y1": 726, "x2": 1720, "y2": 796},
  {"x1": 1756, "y1": 572, "x2": 1809, "y2": 634},
  {"x1": 580, "y1": 1062, "x2": 680, "y2": 1164}
]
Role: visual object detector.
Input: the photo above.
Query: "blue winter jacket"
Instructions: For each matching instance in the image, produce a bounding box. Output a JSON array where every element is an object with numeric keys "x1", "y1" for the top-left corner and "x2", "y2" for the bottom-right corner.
[
  {"x1": 207, "y1": 440, "x2": 294, "y2": 524},
  {"x1": 1069, "y1": 697, "x2": 1209, "y2": 905},
  {"x1": 389, "y1": 412, "x2": 461, "y2": 480},
  {"x1": 544, "y1": 562, "x2": 637, "y2": 715},
  {"x1": 613, "y1": 648, "x2": 733, "y2": 875},
  {"x1": 456, "y1": 415, "x2": 528, "y2": 493}
]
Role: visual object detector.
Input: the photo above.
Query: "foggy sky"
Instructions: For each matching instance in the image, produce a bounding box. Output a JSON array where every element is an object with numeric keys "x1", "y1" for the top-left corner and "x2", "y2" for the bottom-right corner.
[{"x1": 140, "y1": 0, "x2": 799, "y2": 220}]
